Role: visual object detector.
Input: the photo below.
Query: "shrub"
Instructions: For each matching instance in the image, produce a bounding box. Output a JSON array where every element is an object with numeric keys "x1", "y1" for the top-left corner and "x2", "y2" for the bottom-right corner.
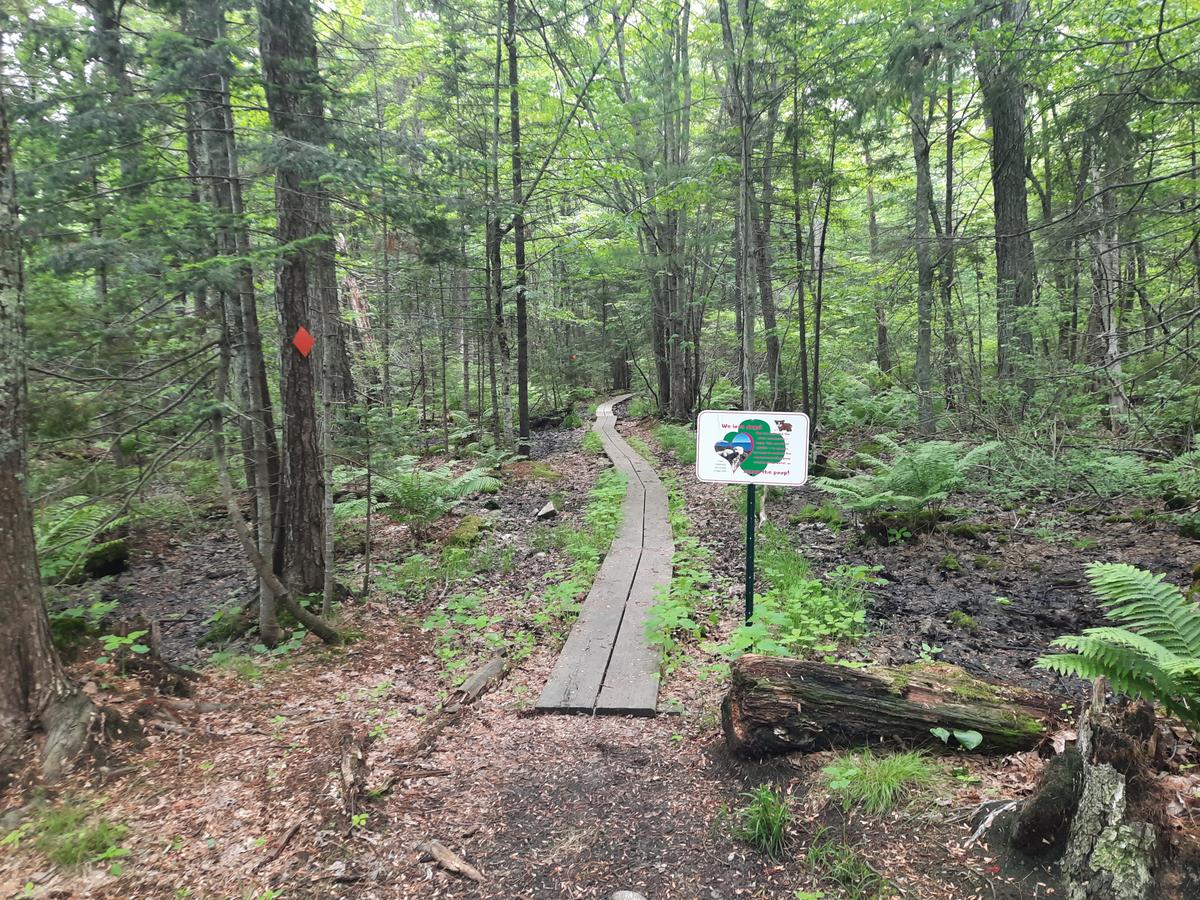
[
  {"x1": 822, "y1": 750, "x2": 939, "y2": 814},
  {"x1": 814, "y1": 435, "x2": 996, "y2": 527},
  {"x1": 1037, "y1": 563, "x2": 1200, "y2": 729},
  {"x1": 733, "y1": 785, "x2": 791, "y2": 859}
]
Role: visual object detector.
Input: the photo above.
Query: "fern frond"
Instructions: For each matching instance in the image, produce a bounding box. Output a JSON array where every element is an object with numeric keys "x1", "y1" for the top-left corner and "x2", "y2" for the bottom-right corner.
[{"x1": 1087, "y1": 563, "x2": 1200, "y2": 657}]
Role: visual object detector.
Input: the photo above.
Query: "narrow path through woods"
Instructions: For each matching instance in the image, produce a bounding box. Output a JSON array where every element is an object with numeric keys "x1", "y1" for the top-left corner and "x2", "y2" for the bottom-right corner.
[{"x1": 536, "y1": 395, "x2": 674, "y2": 715}]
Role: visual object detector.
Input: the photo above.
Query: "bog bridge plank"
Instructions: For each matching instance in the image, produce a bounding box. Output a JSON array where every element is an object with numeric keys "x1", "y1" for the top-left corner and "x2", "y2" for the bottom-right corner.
[{"x1": 535, "y1": 395, "x2": 673, "y2": 716}]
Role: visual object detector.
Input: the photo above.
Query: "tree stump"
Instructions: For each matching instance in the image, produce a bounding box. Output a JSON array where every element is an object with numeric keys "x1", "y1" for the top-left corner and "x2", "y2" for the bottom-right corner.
[{"x1": 722, "y1": 655, "x2": 1060, "y2": 757}]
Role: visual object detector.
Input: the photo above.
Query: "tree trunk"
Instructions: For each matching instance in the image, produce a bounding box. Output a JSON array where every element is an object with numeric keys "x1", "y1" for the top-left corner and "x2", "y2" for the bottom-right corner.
[
  {"x1": 506, "y1": 0, "x2": 530, "y2": 457},
  {"x1": 979, "y1": 0, "x2": 1036, "y2": 402},
  {"x1": 941, "y1": 64, "x2": 961, "y2": 409},
  {"x1": 722, "y1": 655, "x2": 1057, "y2": 758},
  {"x1": 755, "y1": 92, "x2": 782, "y2": 409},
  {"x1": 257, "y1": 0, "x2": 329, "y2": 596},
  {"x1": 863, "y1": 145, "x2": 891, "y2": 376},
  {"x1": 0, "y1": 87, "x2": 92, "y2": 782},
  {"x1": 792, "y1": 80, "x2": 811, "y2": 419},
  {"x1": 911, "y1": 71, "x2": 936, "y2": 436}
]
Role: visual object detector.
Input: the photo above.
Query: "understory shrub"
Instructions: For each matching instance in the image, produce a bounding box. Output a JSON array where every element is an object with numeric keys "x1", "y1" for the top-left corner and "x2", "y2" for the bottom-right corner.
[
  {"x1": 1037, "y1": 563, "x2": 1200, "y2": 729},
  {"x1": 34, "y1": 496, "x2": 127, "y2": 583},
  {"x1": 969, "y1": 445, "x2": 1155, "y2": 501},
  {"x1": 333, "y1": 458, "x2": 499, "y2": 537}
]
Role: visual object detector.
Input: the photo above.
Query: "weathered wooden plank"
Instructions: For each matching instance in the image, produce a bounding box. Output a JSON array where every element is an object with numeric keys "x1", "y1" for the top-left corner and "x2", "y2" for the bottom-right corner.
[
  {"x1": 594, "y1": 552, "x2": 674, "y2": 714},
  {"x1": 537, "y1": 394, "x2": 673, "y2": 715}
]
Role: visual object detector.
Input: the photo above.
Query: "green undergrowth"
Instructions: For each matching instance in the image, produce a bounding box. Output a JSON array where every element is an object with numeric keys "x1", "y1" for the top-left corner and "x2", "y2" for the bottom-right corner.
[
  {"x1": 581, "y1": 429, "x2": 603, "y2": 455},
  {"x1": 3, "y1": 799, "x2": 129, "y2": 873},
  {"x1": 805, "y1": 826, "x2": 890, "y2": 899},
  {"x1": 733, "y1": 785, "x2": 791, "y2": 860},
  {"x1": 421, "y1": 468, "x2": 627, "y2": 686},
  {"x1": 646, "y1": 473, "x2": 717, "y2": 674},
  {"x1": 652, "y1": 423, "x2": 696, "y2": 465},
  {"x1": 822, "y1": 750, "x2": 940, "y2": 814},
  {"x1": 711, "y1": 525, "x2": 883, "y2": 660}
]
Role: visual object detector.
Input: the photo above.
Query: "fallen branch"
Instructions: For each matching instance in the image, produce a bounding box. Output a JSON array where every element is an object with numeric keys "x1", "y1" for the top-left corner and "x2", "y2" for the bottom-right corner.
[{"x1": 419, "y1": 840, "x2": 484, "y2": 882}]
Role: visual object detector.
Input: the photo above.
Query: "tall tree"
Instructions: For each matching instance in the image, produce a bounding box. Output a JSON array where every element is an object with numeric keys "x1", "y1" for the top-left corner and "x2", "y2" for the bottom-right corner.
[
  {"x1": 978, "y1": 0, "x2": 1036, "y2": 401},
  {"x1": 0, "y1": 86, "x2": 92, "y2": 782},
  {"x1": 257, "y1": 0, "x2": 329, "y2": 596}
]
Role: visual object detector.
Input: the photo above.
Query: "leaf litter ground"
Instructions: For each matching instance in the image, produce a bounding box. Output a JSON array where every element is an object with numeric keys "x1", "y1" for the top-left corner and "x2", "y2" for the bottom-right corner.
[{"x1": 3, "y1": 420, "x2": 1198, "y2": 898}]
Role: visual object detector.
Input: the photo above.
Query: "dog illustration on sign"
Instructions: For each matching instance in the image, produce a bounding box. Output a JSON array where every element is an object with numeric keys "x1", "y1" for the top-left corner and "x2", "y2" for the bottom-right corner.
[
  {"x1": 713, "y1": 432, "x2": 753, "y2": 471},
  {"x1": 775, "y1": 419, "x2": 792, "y2": 433}
]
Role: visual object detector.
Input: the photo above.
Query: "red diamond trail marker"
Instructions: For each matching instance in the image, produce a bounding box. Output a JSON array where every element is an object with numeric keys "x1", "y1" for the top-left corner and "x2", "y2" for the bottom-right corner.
[{"x1": 292, "y1": 326, "x2": 315, "y2": 358}]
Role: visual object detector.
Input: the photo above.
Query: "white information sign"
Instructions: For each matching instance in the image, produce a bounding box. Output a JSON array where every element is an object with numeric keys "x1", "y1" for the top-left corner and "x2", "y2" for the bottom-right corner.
[{"x1": 695, "y1": 409, "x2": 810, "y2": 486}]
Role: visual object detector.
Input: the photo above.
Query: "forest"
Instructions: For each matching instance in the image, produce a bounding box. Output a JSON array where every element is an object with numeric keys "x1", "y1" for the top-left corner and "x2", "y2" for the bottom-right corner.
[{"x1": 1, "y1": 0, "x2": 1200, "y2": 896}]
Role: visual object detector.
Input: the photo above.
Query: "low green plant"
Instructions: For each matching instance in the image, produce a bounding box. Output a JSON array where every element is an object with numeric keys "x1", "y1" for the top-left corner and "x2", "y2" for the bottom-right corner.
[
  {"x1": 822, "y1": 749, "x2": 938, "y2": 814},
  {"x1": 930, "y1": 726, "x2": 983, "y2": 750},
  {"x1": 1037, "y1": 563, "x2": 1200, "y2": 729},
  {"x1": 627, "y1": 395, "x2": 655, "y2": 418},
  {"x1": 947, "y1": 610, "x2": 978, "y2": 633},
  {"x1": 334, "y1": 457, "x2": 499, "y2": 537},
  {"x1": 646, "y1": 474, "x2": 715, "y2": 673},
  {"x1": 652, "y1": 423, "x2": 697, "y2": 465},
  {"x1": 95, "y1": 630, "x2": 150, "y2": 669},
  {"x1": 790, "y1": 502, "x2": 845, "y2": 532},
  {"x1": 813, "y1": 435, "x2": 996, "y2": 529},
  {"x1": 34, "y1": 496, "x2": 127, "y2": 583},
  {"x1": 13, "y1": 801, "x2": 129, "y2": 871},
  {"x1": 561, "y1": 412, "x2": 583, "y2": 429},
  {"x1": 714, "y1": 527, "x2": 881, "y2": 659},
  {"x1": 805, "y1": 827, "x2": 888, "y2": 899},
  {"x1": 581, "y1": 429, "x2": 603, "y2": 455},
  {"x1": 209, "y1": 651, "x2": 263, "y2": 679},
  {"x1": 733, "y1": 784, "x2": 791, "y2": 859}
]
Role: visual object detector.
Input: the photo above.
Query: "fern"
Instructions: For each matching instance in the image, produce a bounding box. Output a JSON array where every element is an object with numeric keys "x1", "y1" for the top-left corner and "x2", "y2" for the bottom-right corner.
[
  {"x1": 1037, "y1": 563, "x2": 1200, "y2": 729},
  {"x1": 814, "y1": 437, "x2": 997, "y2": 521},
  {"x1": 35, "y1": 496, "x2": 126, "y2": 583}
]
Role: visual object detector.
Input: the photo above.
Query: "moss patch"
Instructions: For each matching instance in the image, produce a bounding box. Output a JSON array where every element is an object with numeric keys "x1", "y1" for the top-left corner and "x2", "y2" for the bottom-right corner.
[
  {"x1": 947, "y1": 610, "x2": 979, "y2": 634},
  {"x1": 448, "y1": 515, "x2": 485, "y2": 547}
]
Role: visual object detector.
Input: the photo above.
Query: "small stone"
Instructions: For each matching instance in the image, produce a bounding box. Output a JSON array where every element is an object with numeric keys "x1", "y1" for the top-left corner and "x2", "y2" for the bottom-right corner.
[{"x1": 536, "y1": 501, "x2": 558, "y2": 520}]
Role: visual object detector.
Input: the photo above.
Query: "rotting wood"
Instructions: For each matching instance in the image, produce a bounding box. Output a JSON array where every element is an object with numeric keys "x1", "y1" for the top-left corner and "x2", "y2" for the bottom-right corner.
[
  {"x1": 722, "y1": 655, "x2": 1060, "y2": 757},
  {"x1": 420, "y1": 839, "x2": 484, "y2": 882},
  {"x1": 453, "y1": 653, "x2": 508, "y2": 703}
]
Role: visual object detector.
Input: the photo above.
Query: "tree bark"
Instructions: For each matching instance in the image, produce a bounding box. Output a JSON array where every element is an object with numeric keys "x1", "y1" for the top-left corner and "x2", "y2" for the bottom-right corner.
[
  {"x1": 722, "y1": 655, "x2": 1057, "y2": 758},
  {"x1": 506, "y1": 0, "x2": 530, "y2": 457},
  {"x1": 911, "y1": 69, "x2": 937, "y2": 436},
  {"x1": 0, "y1": 86, "x2": 91, "y2": 782},
  {"x1": 978, "y1": 0, "x2": 1036, "y2": 402},
  {"x1": 257, "y1": 0, "x2": 329, "y2": 596}
]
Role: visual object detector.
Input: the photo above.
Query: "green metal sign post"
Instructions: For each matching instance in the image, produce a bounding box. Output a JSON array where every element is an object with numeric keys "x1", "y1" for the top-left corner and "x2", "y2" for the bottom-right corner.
[
  {"x1": 745, "y1": 484, "x2": 756, "y2": 624},
  {"x1": 694, "y1": 409, "x2": 810, "y2": 628}
]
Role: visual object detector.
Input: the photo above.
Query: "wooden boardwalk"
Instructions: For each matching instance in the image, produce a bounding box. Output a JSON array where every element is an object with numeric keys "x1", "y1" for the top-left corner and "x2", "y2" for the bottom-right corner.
[{"x1": 536, "y1": 395, "x2": 673, "y2": 716}]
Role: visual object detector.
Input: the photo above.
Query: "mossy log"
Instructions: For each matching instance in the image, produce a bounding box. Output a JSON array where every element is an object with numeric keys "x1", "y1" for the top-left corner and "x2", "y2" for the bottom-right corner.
[{"x1": 722, "y1": 655, "x2": 1061, "y2": 757}]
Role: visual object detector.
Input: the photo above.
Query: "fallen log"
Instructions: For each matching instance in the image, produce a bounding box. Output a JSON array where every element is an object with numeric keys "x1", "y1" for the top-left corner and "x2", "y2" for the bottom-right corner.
[{"x1": 722, "y1": 655, "x2": 1061, "y2": 757}]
